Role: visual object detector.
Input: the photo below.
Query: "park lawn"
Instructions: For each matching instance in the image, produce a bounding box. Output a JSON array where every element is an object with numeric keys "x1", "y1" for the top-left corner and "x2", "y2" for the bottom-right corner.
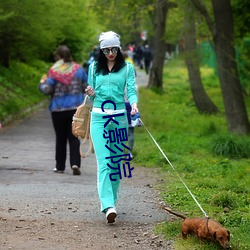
[{"x1": 133, "y1": 58, "x2": 250, "y2": 250}]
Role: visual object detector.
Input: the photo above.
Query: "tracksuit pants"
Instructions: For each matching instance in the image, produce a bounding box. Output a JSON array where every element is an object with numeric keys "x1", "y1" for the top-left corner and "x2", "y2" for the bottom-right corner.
[{"x1": 90, "y1": 110, "x2": 128, "y2": 212}]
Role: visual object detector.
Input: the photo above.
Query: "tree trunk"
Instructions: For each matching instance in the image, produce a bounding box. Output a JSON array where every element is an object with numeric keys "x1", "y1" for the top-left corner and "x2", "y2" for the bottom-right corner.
[
  {"x1": 184, "y1": 4, "x2": 218, "y2": 114},
  {"x1": 191, "y1": 0, "x2": 250, "y2": 134},
  {"x1": 147, "y1": 0, "x2": 169, "y2": 89},
  {"x1": 212, "y1": 0, "x2": 250, "y2": 134}
]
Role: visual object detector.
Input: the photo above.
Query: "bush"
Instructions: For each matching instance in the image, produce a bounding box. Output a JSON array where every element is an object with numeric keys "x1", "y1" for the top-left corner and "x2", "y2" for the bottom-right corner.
[
  {"x1": 0, "y1": 60, "x2": 49, "y2": 123},
  {"x1": 210, "y1": 191, "x2": 237, "y2": 209},
  {"x1": 210, "y1": 135, "x2": 250, "y2": 159}
]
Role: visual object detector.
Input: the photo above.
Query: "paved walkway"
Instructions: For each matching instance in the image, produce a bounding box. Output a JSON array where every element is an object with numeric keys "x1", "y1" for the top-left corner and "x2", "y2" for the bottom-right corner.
[
  {"x1": 0, "y1": 68, "x2": 151, "y2": 220},
  {"x1": 0, "y1": 70, "x2": 173, "y2": 249},
  {"x1": 135, "y1": 68, "x2": 149, "y2": 88},
  {"x1": 0, "y1": 105, "x2": 163, "y2": 223}
]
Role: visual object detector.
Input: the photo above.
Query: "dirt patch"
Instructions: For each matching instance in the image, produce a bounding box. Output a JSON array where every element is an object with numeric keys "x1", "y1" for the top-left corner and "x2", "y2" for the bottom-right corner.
[{"x1": 0, "y1": 216, "x2": 174, "y2": 250}]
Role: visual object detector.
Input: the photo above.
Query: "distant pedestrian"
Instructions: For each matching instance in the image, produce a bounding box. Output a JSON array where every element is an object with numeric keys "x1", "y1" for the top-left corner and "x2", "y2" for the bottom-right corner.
[
  {"x1": 87, "y1": 46, "x2": 99, "y2": 70},
  {"x1": 143, "y1": 44, "x2": 152, "y2": 74},
  {"x1": 39, "y1": 45, "x2": 88, "y2": 175},
  {"x1": 134, "y1": 45, "x2": 144, "y2": 69}
]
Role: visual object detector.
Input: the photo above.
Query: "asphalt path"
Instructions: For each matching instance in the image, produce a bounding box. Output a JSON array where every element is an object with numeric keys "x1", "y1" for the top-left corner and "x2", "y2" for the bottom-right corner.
[{"x1": 0, "y1": 69, "x2": 172, "y2": 249}]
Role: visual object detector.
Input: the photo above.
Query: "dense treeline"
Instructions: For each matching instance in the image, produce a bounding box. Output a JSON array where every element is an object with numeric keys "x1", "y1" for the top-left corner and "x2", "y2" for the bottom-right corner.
[
  {"x1": 0, "y1": 0, "x2": 249, "y2": 134},
  {"x1": 0, "y1": 0, "x2": 101, "y2": 122},
  {"x1": 0, "y1": 0, "x2": 99, "y2": 66},
  {"x1": 0, "y1": 0, "x2": 249, "y2": 66},
  {"x1": 0, "y1": 0, "x2": 249, "y2": 68}
]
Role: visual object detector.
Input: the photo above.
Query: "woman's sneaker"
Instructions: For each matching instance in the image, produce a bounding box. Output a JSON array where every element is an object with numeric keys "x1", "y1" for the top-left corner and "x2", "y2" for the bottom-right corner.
[
  {"x1": 72, "y1": 165, "x2": 81, "y2": 175},
  {"x1": 105, "y1": 207, "x2": 117, "y2": 223}
]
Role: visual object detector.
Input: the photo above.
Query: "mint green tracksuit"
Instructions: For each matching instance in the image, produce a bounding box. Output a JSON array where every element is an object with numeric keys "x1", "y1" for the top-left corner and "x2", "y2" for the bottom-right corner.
[{"x1": 88, "y1": 62, "x2": 137, "y2": 212}]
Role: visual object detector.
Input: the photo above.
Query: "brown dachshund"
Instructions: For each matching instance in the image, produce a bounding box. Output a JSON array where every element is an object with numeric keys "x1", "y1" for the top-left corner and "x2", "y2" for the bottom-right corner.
[{"x1": 162, "y1": 207, "x2": 231, "y2": 249}]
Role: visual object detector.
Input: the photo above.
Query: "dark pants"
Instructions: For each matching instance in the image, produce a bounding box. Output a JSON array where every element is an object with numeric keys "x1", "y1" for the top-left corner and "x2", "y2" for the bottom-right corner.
[
  {"x1": 51, "y1": 110, "x2": 80, "y2": 171},
  {"x1": 144, "y1": 59, "x2": 151, "y2": 74}
]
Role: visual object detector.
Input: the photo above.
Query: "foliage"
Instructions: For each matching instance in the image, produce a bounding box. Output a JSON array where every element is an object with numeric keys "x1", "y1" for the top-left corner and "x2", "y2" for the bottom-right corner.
[
  {"x1": 236, "y1": 37, "x2": 250, "y2": 95},
  {"x1": 91, "y1": 0, "x2": 155, "y2": 46},
  {"x1": 232, "y1": 0, "x2": 250, "y2": 95},
  {"x1": 133, "y1": 58, "x2": 250, "y2": 249},
  {"x1": 0, "y1": 0, "x2": 100, "y2": 66},
  {"x1": 164, "y1": 1, "x2": 184, "y2": 44},
  {"x1": 0, "y1": 60, "x2": 49, "y2": 122},
  {"x1": 232, "y1": 0, "x2": 250, "y2": 39}
]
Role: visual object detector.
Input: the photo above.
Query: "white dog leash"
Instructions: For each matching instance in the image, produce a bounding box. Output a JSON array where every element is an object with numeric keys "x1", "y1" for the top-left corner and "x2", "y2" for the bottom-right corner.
[{"x1": 139, "y1": 118, "x2": 209, "y2": 218}]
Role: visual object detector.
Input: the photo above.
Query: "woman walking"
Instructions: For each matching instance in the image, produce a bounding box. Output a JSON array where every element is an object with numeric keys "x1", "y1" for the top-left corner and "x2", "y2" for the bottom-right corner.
[
  {"x1": 39, "y1": 45, "x2": 88, "y2": 175},
  {"x1": 85, "y1": 31, "x2": 138, "y2": 223}
]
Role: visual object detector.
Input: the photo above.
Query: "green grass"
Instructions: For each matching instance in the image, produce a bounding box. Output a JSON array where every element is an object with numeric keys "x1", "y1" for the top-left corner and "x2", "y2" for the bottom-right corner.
[
  {"x1": 0, "y1": 60, "x2": 50, "y2": 123},
  {"x1": 133, "y1": 58, "x2": 250, "y2": 250}
]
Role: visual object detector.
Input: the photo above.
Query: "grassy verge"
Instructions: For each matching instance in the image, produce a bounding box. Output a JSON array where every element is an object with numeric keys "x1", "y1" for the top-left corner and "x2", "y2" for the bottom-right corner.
[
  {"x1": 133, "y1": 59, "x2": 250, "y2": 250},
  {"x1": 0, "y1": 60, "x2": 50, "y2": 125}
]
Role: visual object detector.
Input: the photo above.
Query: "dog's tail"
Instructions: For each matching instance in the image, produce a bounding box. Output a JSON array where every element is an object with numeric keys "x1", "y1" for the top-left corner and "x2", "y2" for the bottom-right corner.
[{"x1": 162, "y1": 206, "x2": 187, "y2": 220}]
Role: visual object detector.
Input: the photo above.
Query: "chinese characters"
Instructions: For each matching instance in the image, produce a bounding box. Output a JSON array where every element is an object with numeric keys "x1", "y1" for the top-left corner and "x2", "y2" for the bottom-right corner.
[{"x1": 102, "y1": 100, "x2": 134, "y2": 181}]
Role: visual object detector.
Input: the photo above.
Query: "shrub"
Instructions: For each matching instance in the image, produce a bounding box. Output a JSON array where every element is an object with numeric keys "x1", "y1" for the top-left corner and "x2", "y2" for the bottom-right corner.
[
  {"x1": 210, "y1": 191, "x2": 237, "y2": 209},
  {"x1": 210, "y1": 135, "x2": 250, "y2": 159}
]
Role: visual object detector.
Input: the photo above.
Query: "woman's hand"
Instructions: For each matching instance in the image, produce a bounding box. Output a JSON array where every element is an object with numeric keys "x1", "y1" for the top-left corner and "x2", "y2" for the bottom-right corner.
[
  {"x1": 85, "y1": 86, "x2": 96, "y2": 97},
  {"x1": 131, "y1": 103, "x2": 138, "y2": 116}
]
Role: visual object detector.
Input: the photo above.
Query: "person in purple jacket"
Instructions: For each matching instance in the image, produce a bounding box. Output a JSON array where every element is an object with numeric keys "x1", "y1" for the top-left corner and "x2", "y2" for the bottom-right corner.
[{"x1": 39, "y1": 45, "x2": 88, "y2": 175}]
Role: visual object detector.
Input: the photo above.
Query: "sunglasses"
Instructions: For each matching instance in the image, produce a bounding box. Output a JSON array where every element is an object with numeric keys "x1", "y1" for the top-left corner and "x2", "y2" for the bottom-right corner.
[{"x1": 102, "y1": 47, "x2": 119, "y2": 55}]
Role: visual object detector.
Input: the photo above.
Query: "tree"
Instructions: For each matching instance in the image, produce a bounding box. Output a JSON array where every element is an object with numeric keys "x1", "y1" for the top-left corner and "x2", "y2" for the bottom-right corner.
[
  {"x1": 0, "y1": 0, "x2": 98, "y2": 66},
  {"x1": 191, "y1": 0, "x2": 250, "y2": 134},
  {"x1": 184, "y1": 1, "x2": 218, "y2": 114},
  {"x1": 91, "y1": 0, "x2": 155, "y2": 47},
  {"x1": 148, "y1": 0, "x2": 177, "y2": 89},
  {"x1": 232, "y1": 0, "x2": 250, "y2": 96}
]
